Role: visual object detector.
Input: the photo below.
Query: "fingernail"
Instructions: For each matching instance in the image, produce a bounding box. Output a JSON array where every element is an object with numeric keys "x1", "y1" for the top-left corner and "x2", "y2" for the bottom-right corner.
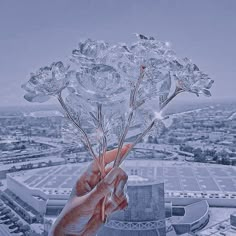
[
  {"x1": 121, "y1": 144, "x2": 131, "y2": 157},
  {"x1": 125, "y1": 193, "x2": 129, "y2": 203},
  {"x1": 85, "y1": 182, "x2": 92, "y2": 191},
  {"x1": 123, "y1": 183, "x2": 128, "y2": 194},
  {"x1": 115, "y1": 180, "x2": 126, "y2": 197}
]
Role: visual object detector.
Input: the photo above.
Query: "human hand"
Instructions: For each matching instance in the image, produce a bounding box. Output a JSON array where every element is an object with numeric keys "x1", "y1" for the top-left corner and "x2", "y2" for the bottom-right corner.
[{"x1": 49, "y1": 144, "x2": 130, "y2": 236}]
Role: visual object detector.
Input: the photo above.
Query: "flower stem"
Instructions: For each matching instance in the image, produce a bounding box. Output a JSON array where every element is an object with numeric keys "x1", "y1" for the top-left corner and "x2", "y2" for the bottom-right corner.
[
  {"x1": 115, "y1": 119, "x2": 157, "y2": 167},
  {"x1": 97, "y1": 104, "x2": 107, "y2": 178},
  {"x1": 113, "y1": 67, "x2": 145, "y2": 168},
  {"x1": 57, "y1": 93, "x2": 101, "y2": 171},
  {"x1": 160, "y1": 86, "x2": 183, "y2": 111},
  {"x1": 113, "y1": 110, "x2": 134, "y2": 167},
  {"x1": 96, "y1": 104, "x2": 108, "y2": 222}
]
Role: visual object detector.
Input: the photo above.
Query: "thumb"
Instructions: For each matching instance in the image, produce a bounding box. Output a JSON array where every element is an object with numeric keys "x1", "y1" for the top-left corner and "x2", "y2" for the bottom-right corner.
[{"x1": 86, "y1": 167, "x2": 121, "y2": 207}]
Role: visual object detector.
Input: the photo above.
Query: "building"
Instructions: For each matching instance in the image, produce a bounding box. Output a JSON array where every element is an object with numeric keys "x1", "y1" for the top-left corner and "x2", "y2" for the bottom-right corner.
[
  {"x1": 5, "y1": 160, "x2": 236, "y2": 235},
  {"x1": 172, "y1": 200, "x2": 209, "y2": 235},
  {"x1": 99, "y1": 176, "x2": 166, "y2": 236},
  {"x1": 197, "y1": 215, "x2": 236, "y2": 236},
  {"x1": 6, "y1": 159, "x2": 236, "y2": 211},
  {"x1": 230, "y1": 212, "x2": 236, "y2": 227}
]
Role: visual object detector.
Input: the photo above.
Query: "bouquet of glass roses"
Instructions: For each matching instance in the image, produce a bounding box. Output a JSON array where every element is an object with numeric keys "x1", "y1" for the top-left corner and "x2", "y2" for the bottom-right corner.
[{"x1": 22, "y1": 34, "x2": 213, "y2": 221}]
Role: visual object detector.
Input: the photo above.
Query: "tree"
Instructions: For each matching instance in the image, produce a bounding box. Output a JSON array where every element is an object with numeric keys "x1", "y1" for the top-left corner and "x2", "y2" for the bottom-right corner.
[{"x1": 193, "y1": 148, "x2": 206, "y2": 162}]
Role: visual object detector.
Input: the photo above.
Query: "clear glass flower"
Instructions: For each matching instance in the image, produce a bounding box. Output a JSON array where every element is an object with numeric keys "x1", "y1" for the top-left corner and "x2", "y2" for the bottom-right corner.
[
  {"x1": 70, "y1": 40, "x2": 131, "y2": 105},
  {"x1": 65, "y1": 91, "x2": 130, "y2": 152},
  {"x1": 68, "y1": 41, "x2": 132, "y2": 146},
  {"x1": 22, "y1": 61, "x2": 71, "y2": 102},
  {"x1": 173, "y1": 58, "x2": 214, "y2": 96},
  {"x1": 22, "y1": 34, "x2": 214, "y2": 162},
  {"x1": 74, "y1": 64, "x2": 128, "y2": 104},
  {"x1": 71, "y1": 38, "x2": 109, "y2": 66},
  {"x1": 67, "y1": 35, "x2": 214, "y2": 148}
]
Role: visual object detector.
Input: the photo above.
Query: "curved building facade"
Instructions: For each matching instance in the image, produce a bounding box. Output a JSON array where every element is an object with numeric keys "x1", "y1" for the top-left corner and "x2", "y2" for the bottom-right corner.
[
  {"x1": 98, "y1": 176, "x2": 166, "y2": 236},
  {"x1": 172, "y1": 200, "x2": 209, "y2": 235},
  {"x1": 5, "y1": 159, "x2": 236, "y2": 235}
]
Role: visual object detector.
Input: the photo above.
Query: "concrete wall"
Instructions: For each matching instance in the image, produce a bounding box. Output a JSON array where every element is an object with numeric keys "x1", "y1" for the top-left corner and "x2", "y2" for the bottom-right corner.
[
  {"x1": 99, "y1": 182, "x2": 166, "y2": 236},
  {"x1": 6, "y1": 175, "x2": 47, "y2": 214}
]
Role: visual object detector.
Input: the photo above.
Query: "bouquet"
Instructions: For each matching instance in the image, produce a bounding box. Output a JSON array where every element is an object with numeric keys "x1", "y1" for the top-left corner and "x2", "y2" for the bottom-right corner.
[{"x1": 22, "y1": 34, "x2": 213, "y2": 220}]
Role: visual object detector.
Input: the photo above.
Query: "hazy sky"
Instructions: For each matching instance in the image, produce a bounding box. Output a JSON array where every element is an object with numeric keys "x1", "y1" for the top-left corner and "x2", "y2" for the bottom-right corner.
[{"x1": 0, "y1": 0, "x2": 236, "y2": 107}]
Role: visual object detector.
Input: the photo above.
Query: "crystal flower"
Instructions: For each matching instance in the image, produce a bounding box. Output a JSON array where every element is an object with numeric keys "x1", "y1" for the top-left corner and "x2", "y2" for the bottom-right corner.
[
  {"x1": 69, "y1": 36, "x2": 175, "y2": 110},
  {"x1": 128, "y1": 36, "x2": 214, "y2": 105},
  {"x1": 74, "y1": 64, "x2": 128, "y2": 104},
  {"x1": 69, "y1": 39, "x2": 130, "y2": 106},
  {"x1": 22, "y1": 34, "x2": 214, "y2": 169},
  {"x1": 71, "y1": 38, "x2": 109, "y2": 66},
  {"x1": 22, "y1": 61, "x2": 70, "y2": 102},
  {"x1": 173, "y1": 58, "x2": 214, "y2": 97}
]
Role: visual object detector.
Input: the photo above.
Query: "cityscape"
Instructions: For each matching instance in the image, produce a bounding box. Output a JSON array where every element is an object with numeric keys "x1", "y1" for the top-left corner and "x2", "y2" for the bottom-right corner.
[
  {"x1": 0, "y1": 98, "x2": 236, "y2": 235},
  {"x1": 1, "y1": 0, "x2": 236, "y2": 235}
]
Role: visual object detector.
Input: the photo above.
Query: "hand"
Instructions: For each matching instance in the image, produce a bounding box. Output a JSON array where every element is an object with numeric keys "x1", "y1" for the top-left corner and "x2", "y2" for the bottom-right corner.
[{"x1": 49, "y1": 144, "x2": 130, "y2": 236}]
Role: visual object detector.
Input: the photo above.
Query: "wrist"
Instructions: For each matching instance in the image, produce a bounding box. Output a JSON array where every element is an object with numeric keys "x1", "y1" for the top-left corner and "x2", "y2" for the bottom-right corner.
[
  {"x1": 49, "y1": 217, "x2": 66, "y2": 236},
  {"x1": 50, "y1": 224, "x2": 65, "y2": 236}
]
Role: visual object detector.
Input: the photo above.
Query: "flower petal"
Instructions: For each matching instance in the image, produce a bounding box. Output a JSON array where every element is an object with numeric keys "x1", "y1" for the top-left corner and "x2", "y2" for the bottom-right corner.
[
  {"x1": 24, "y1": 93, "x2": 51, "y2": 103},
  {"x1": 201, "y1": 89, "x2": 212, "y2": 97}
]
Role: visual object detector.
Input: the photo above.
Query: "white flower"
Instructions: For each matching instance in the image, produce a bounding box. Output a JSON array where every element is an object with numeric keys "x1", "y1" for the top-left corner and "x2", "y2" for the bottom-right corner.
[
  {"x1": 74, "y1": 64, "x2": 128, "y2": 104},
  {"x1": 173, "y1": 58, "x2": 214, "y2": 96},
  {"x1": 22, "y1": 61, "x2": 70, "y2": 102}
]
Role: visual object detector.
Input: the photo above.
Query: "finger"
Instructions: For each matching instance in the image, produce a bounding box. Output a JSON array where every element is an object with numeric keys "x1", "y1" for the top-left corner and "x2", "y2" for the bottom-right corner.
[
  {"x1": 75, "y1": 142, "x2": 130, "y2": 196},
  {"x1": 118, "y1": 197, "x2": 129, "y2": 210},
  {"x1": 104, "y1": 144, "x2": 131, "y2": 166},
  {"x1": 114, "y1": 174, "x2": 128, "y2": 197},
  {"x1": 75, "y1": 165, "x2": 119, "y2": 197},
  {"x1": 85, "y1": 194, "x2": 128, "y2": 232},
  {"x1": 82, "y1": 198, "x2": 129, "y2": 236},
  {"x1": 82, "y1": 166, "x2": 113, "y2": 194},
  {"x1": 74, "y1": 164, "x2": 99, "y2": 197},
  {"x1": 84, "y1": 144, "x2": 131, "y2": 180},
  {"x1": 105, "y1": 194, "x2": 128, "y2": 215},
  {"x1": 104, "y1": 169, "x2": 128, "y2": 215},
  {"x1": 75, "y1": 177, "x2": 93, "y2": 197},
  {"x1": 86, "y1": 167, "x2": 123, "y2": 208}
]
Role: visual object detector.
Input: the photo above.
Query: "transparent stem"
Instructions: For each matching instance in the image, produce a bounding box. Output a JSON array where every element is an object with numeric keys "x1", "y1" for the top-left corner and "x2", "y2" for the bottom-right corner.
[
  {"x1": 57, "y1": 93, "x2": 101, "y2": 170},
  {"x1": 113, "y1": 67, "x2": 145, "y2": 168},
  {"x1": 113, "y1": 110, "x2": 134, "y2": 167},
  {"x1": 116, "y1": 87, "x2": 184, "y2": 167},
  {"x1": 115, "y1": 85, "x2": 184, "y2": 167},
  {"x1": 101, "y1": 135, "x2": 107, "y2": 177},
  {"x1": 96, "y1": 104, "x2": 108, "y2": 222},
  {"x1": 97, "y1": 104, "x2": 107, "y2": 178},
  {"x1": 115, "y1": 119, "x2": 157, "y2": 167},
  {"x1": 130, "y1": 68, "x2": 145, "y2": 107},
  {"x1": 160, "y1": 87, "x2": 184, "y2": 111}
]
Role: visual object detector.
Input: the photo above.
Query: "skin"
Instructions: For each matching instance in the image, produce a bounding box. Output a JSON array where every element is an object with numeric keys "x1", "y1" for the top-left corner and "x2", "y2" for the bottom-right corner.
[{"x1": 49, "y1": 144, "x2": 131, "y2": 236}]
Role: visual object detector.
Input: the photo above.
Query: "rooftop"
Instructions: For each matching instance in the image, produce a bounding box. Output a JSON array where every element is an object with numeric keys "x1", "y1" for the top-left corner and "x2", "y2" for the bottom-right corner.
[
  {"x1": 174, "y1": 200, "x2": 209, "y2": 225},
  {"x1": 7, "y1": 160, "x2": 236, "y2": 195}
]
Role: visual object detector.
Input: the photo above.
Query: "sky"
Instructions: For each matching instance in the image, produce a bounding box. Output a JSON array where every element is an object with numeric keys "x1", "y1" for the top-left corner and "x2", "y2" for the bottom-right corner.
[{"x1": 0, "y1": 0, "x2": 236, "y2": 107}]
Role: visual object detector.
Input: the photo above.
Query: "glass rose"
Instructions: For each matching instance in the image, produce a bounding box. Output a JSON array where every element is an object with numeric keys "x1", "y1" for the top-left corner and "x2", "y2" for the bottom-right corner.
[{"x1": 21, "y1": 61, "x2": 70, "y2": 102}]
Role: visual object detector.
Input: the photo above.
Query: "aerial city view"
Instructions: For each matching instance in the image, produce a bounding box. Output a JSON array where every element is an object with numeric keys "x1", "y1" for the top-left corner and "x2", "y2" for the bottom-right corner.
[
  {"x1": 1, "y1": 98, "x2": 236, "y2": 235},
  {"x1": 1, "y1": 1, "x2": 236, "y2": 236}
]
